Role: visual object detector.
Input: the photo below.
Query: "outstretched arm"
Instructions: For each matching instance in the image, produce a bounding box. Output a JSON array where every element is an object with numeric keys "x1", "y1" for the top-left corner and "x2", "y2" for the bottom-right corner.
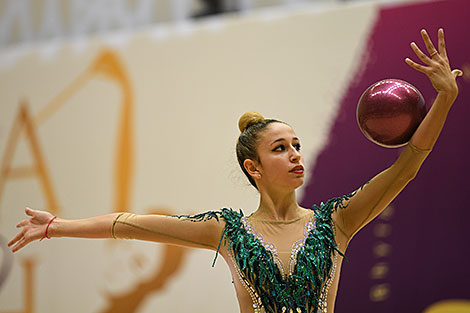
[
  {"x1": 334, "y1": 28, "x2": 462, "y2": 241},
  {"x1": 8, "y1": 207, "x2": 225, "y2": 253}
]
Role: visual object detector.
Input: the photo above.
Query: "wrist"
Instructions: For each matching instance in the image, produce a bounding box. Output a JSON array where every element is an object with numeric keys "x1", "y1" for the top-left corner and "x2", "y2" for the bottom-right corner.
[
  {"x1": 40, "y1": 216, "x2": 57, "y2": 241},
  {"x1": 438, "y1": 86, "x2": 458, "y2": 101},
  {"x1": 435, "y1": 91, "x2": 457, "y2": 111},
  {"x1": 48, "y1": 217, "x2": 62, "y2": 238}
]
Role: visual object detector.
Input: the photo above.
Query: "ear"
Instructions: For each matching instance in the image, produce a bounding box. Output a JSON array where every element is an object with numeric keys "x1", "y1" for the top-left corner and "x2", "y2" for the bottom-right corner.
[{"x1": 243, "y1": 159, "x2": 261, "y2": 179}]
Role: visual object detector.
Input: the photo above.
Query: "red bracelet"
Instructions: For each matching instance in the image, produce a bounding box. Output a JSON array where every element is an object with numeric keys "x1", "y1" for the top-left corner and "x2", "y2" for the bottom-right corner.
[{"x1": 40, "y1": 216, "x2": 57, "y2": 242}]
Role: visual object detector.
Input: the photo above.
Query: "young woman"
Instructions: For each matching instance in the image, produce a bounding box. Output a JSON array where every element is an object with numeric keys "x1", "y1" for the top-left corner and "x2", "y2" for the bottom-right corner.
[{"x1": 9, "y1": 29, "x2": 462, "y2": 313}]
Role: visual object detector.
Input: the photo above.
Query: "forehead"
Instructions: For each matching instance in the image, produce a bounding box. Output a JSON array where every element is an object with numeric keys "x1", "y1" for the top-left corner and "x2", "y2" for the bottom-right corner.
[{"x1": 259, "y1": 122, "x2": 298, "y2": 144}]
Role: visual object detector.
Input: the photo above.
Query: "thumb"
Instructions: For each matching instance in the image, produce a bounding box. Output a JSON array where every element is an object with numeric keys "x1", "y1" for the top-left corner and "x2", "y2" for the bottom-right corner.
[
  {"x1": 452, "y1": 69, "x2": 463, "y2": 78},
  {"x1": 25, "y1": 207, "x2": 34, "y2": 216}
]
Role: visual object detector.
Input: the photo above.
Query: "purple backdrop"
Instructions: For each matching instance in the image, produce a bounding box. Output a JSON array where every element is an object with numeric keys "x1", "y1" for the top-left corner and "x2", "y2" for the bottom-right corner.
[{"x1": 300, "y1": 0, "x2": 470, "y2": 312}]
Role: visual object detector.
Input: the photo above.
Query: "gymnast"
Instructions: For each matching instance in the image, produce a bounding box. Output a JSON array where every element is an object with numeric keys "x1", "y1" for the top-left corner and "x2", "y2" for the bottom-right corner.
[{"x1": 9, "y1": 29, "x2": 462, "y2": 313}]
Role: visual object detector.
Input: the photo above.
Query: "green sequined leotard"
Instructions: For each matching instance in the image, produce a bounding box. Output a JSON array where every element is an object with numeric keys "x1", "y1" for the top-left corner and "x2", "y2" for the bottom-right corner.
[
  {"x1": 218, "y1": 194, "x2": 352, "y2": 313},
  {"x1": 111, "y1": 142, "x2": 431, "y2": 313},
  {"x1": 156, "y1": 182, "x2": 365, "y2": 313}
]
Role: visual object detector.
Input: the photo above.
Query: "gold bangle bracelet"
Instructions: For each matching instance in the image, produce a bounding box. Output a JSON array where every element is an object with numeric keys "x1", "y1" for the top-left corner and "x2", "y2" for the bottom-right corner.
[
  {"x1": 111, "y1": 213, "x2": 126, "y2": 239},
  {"x1": 408, "y1": 141, "x2": 432, "y2": 153}
]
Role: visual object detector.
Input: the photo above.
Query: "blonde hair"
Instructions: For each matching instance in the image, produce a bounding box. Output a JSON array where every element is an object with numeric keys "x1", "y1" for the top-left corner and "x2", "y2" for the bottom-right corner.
[
  {"x1": 238, "y1": 111, "x2": 265, "y2": 132},
  {"x1": 236, "y1": 111, "x2": 285, "y2": 189}
]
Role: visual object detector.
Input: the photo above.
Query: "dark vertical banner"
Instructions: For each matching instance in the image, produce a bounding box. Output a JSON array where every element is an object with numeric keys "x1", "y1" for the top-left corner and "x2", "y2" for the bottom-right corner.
[{"x1": 300, "y1": 0, "x2": 470, "y2": 312}]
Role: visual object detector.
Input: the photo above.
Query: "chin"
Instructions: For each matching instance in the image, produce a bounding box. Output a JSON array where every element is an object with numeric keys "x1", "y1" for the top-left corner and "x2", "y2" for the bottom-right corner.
[
  {"x1": 295, "y1": 182, "x2": 304, "y2": 189},
  {"x1": 292, "y1": 179, "x2": 305, "y2": 190}
]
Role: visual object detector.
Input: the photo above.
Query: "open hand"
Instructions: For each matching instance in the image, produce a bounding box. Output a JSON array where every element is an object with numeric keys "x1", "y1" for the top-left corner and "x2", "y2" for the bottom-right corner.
[
  {"x1": 8, "y1": 207, "x2": 55, "y2": 252},
  {"x1": 405, "y1": 28, "x2": 462, "y2": 96}
]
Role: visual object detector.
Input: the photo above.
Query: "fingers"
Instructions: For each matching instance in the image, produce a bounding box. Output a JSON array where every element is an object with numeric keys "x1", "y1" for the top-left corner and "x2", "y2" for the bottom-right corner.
[
  {"x1": 438, "y1": 28, "x2": 448, "y2": 61},
  {"x1": 9, "y1": 207, "x2": 40, "y2": 252},
  {"x1": 410, "y1": 42, "x2": 432, "y2": 65},
  {"x1": 420, "y1": 29, "x2": 438, "y2": 57},
  {"x1": 16, "y1": 219, "x2": 28, "y2": 228},
  {"x1": 407, "y1": 28, "x2": 454, "y2": 77},
  {"x1": 9, "y1": 225, "x2": 39, "y2": 252},
  {"x1": 8, "y1": 230, "x2": 24, "y2": 247},
  {"x1": 405, "y1": 58, "x2": 428, "y2": 74},
  {"x1": 408, "y1": 29, "x2": 444, "y2": 68},
  {"x1": 11, "y1": 237, "x2": 29, "y2": 253},
  {"x1": 8, "y1": 230, "x2": 32, "y2": 253}
]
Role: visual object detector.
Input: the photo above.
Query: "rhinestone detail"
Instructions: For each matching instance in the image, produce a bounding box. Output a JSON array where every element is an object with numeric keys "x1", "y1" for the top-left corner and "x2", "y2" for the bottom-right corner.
[
  {"x1": 317, "y1": 253, "x2": 338, "y2": 313},
  {"x1": 241, "y1": 214, "x2": 316, "y2": 279},
  {"x1": 228, "y1": 249, "x2": 263, "y2": 313}
]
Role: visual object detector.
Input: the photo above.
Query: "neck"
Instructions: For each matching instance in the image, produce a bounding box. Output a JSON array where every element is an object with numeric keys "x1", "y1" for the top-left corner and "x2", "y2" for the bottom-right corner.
[{"x1": 253, "y1": 188, "x2": 303, "y2": 221}]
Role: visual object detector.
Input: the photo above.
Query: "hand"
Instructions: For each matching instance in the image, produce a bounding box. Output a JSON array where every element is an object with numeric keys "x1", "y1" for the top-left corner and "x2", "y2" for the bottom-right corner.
[
  {"x1": 405, "y1": 28, "x2": 462, "y2": 96},
  {"x1": 8, "y1": 207, "x2": 55, "y2": 253}
]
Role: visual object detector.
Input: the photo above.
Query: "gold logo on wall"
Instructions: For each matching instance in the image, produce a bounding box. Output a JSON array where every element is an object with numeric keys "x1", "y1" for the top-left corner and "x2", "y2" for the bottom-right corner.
[
  {"x1": 0, "y1": 49, "x2": 133, "y2": 214},
  {"x1": 0, "y1": 49, "x2": 186, "y2": 313}
]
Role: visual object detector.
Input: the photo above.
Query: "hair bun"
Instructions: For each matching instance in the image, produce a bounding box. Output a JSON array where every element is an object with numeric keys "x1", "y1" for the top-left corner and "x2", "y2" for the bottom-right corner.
[{"x1": 238, "y1": 111, "x2": 264, "y2": 132}]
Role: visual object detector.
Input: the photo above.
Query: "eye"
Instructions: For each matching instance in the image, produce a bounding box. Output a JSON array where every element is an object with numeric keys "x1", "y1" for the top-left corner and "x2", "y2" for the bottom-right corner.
[
  {"x1": 294, "y1": 143, "x2": 301, "y2": 151},
  {"x1": 273, "y1": 144, "x2": 286, "y2": 152}
]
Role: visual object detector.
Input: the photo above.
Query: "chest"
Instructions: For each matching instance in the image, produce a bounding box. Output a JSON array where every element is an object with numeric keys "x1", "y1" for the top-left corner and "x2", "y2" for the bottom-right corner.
[{"x1": 223, "y1": 211, "x2": 339, "y2": 313}]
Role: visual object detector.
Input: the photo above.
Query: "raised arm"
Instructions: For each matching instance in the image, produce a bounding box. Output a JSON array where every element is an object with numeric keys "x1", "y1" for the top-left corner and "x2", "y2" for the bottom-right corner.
[
  {"x1": 8, "y1": 207, "x2": 225, "y2": 253},
  {"x1": 334, "y1": 28, "x2": 462, "y2": 241}
]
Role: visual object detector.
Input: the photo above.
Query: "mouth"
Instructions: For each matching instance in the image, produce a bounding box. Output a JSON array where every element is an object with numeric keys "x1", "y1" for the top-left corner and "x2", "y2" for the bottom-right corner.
[{"x1": 289, "y1": 165, "x2": 304, "y2": 174}]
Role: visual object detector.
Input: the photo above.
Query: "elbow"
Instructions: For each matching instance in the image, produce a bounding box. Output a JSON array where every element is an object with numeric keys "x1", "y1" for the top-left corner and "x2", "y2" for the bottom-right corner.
[
  {"x1": 390, "y1": 159, "x2": 422, "y2": 182},
  {"x1": 390, "y1": 166, "x2": 418, "y2": 183},
  {"x1": 402, "y1": 168, "x2": 419, "y2": 182}
]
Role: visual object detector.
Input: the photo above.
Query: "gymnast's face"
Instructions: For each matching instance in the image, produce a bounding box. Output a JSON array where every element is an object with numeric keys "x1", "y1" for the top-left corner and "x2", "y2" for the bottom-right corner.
[{"x1": 250, "y1": 122, "x2": 305, "y2": 192}]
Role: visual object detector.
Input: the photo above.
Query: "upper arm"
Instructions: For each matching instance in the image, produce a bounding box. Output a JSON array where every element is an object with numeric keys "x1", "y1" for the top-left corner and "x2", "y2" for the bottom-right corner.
[
  {"x1": 333, "y1": 142, "x2": 431, "y2": 240},
  {"x1": 111, "y1": 211, "x2": 226, "y2": 251}
]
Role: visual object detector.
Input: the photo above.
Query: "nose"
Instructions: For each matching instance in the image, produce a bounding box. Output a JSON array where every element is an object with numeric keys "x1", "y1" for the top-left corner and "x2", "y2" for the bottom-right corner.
[{"x1": 290, "y1": 147, "x2": 301, "y2": 162}]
